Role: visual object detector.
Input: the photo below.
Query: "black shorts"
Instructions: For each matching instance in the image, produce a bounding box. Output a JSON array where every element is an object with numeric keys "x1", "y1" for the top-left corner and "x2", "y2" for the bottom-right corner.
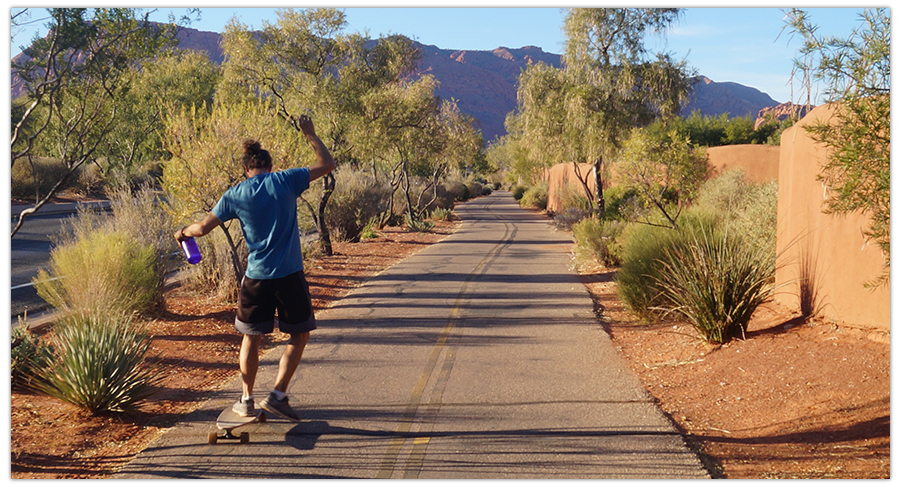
[{"x1": 235, "y1": 271, "x2": 317, "y2": 335}]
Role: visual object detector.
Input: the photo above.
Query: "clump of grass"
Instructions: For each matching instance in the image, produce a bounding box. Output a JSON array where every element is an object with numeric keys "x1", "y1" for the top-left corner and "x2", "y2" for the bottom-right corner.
[
  {"x1": 653, "y1": 223, "x2": 777, "y2": 344},
  {"x1": 572, "y1": 218, "x2": 626, "y2": 268},
  {"x1": 405, "y1": 213, "x2": 435, "y2": 233},
  {"x1": 519, "y1": 182, "x2": 548, "y2": 210},
  {"x1": 33, "y1": 312, "x2": 162, "y2": 413},
  {"x1": 430, "y1": 207, "x2": 454, "y2": 222},
  {"x1": 34, "y1": 229, "x2": 159, "y2": 317}
]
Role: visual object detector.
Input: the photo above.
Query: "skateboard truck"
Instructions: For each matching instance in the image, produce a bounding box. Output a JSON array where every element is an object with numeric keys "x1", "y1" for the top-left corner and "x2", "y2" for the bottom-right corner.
[{"x1": 209, "y1": 408, "x2": 266, "y2": 444}]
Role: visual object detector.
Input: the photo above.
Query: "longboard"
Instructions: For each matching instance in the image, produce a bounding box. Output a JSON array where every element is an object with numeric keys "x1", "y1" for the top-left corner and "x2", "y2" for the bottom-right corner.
[{"x1": 209, "y1": 407, "x2": 266, "y2": 444}]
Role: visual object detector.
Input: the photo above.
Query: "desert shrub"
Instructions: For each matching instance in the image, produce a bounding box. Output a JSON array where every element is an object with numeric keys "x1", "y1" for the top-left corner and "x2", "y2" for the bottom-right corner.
[
  {"x1": 600, "y1": 185, "x2": 640, "y2": 221},
  {"x1": 442, "y1": 179, "x2": 469, "y2": 203},
  {"x1": 464, "y1": 180, "x2": 484, "y2": 200},
  {"x1": 552, "y1": 207, "x2": 591, "y2": 231},
  {"x1": 430, "y1": 207, "x2": 454, "y2": 221},
  {"x1": 11, "y1": 320, "x2": 54, "y2": 392},
  {"x1": 519, "y1": 182, "x2": 548, "y2": 210},
  {"x1": 616, "y1": 212, "x2": 717, "y2": 317},
  {"x1": 405, "y1": 213, "x2": 434, "y2": 233},
  {"x1": 653, "y1": 223, "x2": 777, "y2": 344},
  {"x1": 511, "y1": 184, "x2": 527, "y2": 200},
  {"x1": 572, "y1": 218, "x2": 626, "y2": 268},
  {"x1": 360, "y1": 217, "x2": 381, "y2": 240},
  {"x1": 35, "y1": 187, "x2": 173, "y2": 316},
  {"x1": 33, "y1": 312, "x2": 162, "y2": 413},
  {"x1": 34, "y1": 229, "x2": 159, "y2": 317},
  {"x1": 693, "y1": 169, "x2": 778, "y2": 260},
  {"x1": 325, "y1": 167, "x2": 391, "y2": 242},
  {"x1": 11, "y1": 157, "x2": 76, "y2": 200}
]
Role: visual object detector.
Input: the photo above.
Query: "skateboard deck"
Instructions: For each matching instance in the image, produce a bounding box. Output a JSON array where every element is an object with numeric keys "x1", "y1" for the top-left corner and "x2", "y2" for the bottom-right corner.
[{"x1": 209, "y1": 407, "x2": 266, "y2": 444}]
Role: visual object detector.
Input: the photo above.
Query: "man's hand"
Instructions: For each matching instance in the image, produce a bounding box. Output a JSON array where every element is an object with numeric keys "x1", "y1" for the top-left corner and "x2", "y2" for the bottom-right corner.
[{"x1": 296, "y1": 114, "x2": 315, "y2": 137}]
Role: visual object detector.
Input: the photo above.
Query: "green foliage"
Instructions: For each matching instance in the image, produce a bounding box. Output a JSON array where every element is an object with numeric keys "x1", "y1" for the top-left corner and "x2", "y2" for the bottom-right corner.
[
  {"x1": 648, "y1": 111, "x2": 791, "y2": 147},
  {"x1": 35, "y1": 230, "x2": 159, "y2": 317},
  {"x1": 33, "y1": 312, "x2": 162, "y2": 413},
  {"x1": 405, "y1": 214, "x2": 435, "y2": 233},
  {"x1": 519, "y1": 182, "x2": 548, "y2": 210},
  {"x1": 617, "y1": 127, "x2": 709, "y2": 228},
  {"x1": 787, "y1": 8, "x2": 890, "y2": 284},
  {"x1": 693, "y1": 170, "x2": 778, "y2": 261},
  {"x1": 11, "y1": 8, "x2": 188, "y2": 237},
  {"x1": 572, "y1": 218, "x2": 626, "y2": 268},
  {"x1": 616, "y1": 212, "x2": 717, "y2": 317},
  {"x1": 511, "y1": 185, "x2": 527, "y2": 201},
  {"x1": 10, "y1": 157, "x2": 76, "y2": 200},
  {"x1": 429, "y1": 207, "x2": 454, "y2": 221},
  {"x1": 34, "y1": 187, "x2": 173, "y2": 316},
  {"x1": 11, "y1": 321, "x2": 55, "y2": 392},
  {"x1": 324, "y1": 166, "x2": 392, "y2": 242},
  {"x1": 653, "y1": 223, "x2": 777, "y2": 344}
]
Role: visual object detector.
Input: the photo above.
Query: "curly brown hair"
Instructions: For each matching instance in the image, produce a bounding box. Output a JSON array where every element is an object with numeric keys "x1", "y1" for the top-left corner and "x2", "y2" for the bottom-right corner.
[{"x1": 242, "y1": 139, "x2": 272, "y2": 170}]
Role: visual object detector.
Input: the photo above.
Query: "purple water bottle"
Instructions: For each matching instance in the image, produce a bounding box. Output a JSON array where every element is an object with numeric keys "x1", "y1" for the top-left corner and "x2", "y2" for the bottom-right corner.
[{"x1": 180, "y1": 236, "x2": 202, "y2": 264}]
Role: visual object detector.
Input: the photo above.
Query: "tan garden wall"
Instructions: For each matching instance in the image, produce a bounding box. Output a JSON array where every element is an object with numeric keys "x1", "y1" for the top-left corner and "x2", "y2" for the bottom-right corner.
[
  {"x1": 545, "y1": 162, "x2": 596, "y2": 214},
  {"x1": 706, "y1": 145, "x2": 780, "y2": 183},
  {"x1": 774, "y1": 103, "x2": 889, "y2": 331}
]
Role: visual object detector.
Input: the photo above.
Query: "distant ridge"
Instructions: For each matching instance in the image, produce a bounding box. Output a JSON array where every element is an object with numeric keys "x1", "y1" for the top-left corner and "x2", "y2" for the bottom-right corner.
[{"x1": 11, "y1": 25, "x2": 783, "y2": 142}]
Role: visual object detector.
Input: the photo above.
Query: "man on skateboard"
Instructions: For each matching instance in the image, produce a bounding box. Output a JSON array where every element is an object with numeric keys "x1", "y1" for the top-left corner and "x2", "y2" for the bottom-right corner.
[{"x1": 175, "y1": 115, "x2": 335, "y2": 421}]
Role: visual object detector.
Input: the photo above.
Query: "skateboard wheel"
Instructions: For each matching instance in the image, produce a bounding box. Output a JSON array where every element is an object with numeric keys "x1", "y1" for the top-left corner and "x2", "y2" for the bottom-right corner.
[
  {"x1": 240, "y1": 432, "x2": 249, "y2": 444},
  {"x1": 208, "y1": 432, "x2": 218, "y2": 444},
  {"x1": 258, "y1": 412, "x2": 267, "y2": 423}
]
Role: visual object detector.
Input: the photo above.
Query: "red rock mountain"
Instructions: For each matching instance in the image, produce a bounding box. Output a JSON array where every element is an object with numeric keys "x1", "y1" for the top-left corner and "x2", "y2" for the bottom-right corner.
[{"x1": 11, "y1": 26, "x2": 788, "y2": 142}]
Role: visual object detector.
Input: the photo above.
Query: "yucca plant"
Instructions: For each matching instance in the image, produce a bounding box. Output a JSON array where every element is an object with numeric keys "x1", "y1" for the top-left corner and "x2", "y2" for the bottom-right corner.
[
  {"x1": 653, "y1": 224, "x2": 776, "y2": 344},
  {"x1": 34, "y1": 312, "x2": 162, "y2": 413}
]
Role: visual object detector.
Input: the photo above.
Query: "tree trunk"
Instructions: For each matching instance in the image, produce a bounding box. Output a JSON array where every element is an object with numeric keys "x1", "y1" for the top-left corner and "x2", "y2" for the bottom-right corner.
[
  {"x1": 593, "y1": 156, "x2": 605, "y2": 217},
  {"x1": 318, "y1": 173, "x2": 335, "y2": 256}
]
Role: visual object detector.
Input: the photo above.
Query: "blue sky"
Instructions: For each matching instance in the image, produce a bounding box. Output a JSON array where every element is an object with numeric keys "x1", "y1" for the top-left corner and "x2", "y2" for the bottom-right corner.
[{"x1": 9, "y1": 4, "x2": 871, "y2": 105}]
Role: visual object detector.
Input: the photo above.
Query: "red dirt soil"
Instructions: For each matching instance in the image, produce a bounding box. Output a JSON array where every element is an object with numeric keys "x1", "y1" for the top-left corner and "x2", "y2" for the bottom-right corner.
[{"x1": 10, "y1": 216, "x2": 890, "y2": 479}]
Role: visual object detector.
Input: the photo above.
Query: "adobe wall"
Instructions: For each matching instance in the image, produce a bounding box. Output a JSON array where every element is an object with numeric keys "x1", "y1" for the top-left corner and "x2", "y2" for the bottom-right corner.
[
  {"x1": 774, "y1": 103, "x2": 890, "y2": 331},
  {"x1": 545, "y1": 162, "x2": 596, "y2": 213},
  {"x1": 706, "y1": 145, "x2": 780, "y2": 183}
]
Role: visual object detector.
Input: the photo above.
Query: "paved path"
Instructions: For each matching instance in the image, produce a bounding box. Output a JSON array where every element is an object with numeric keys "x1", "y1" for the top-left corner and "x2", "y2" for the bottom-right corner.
[{"x1": 115, "y1": 192, "x2": 708, "y2": 479}]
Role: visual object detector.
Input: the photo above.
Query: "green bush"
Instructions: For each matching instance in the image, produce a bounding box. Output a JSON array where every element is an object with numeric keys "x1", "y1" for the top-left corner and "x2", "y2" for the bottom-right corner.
[
  {"x1": 572, "y1": 218, "x2": 626, "y2": 268},
  {"x1": 430, "y1": 207, "x2": 454, "y2": 221},
  {"x1": 325, "y1": 167, "x2": 391, "y2": 242},
  {"x1": 519, "y1": 182, "x2": 548, "y2": 210},
  {"x1": 405, "y1": 213, "x2": 435, "y2": 233},
  {"x1": 653, "y1": 223, "x2": 776, "y2": 344},
  {"x1": 33, "y1": 312, "x2": 162, "y2": 413},
  {"x1": 511, "y1": 185, "x2": 527, "y2": 201},
  {"x1": 552, "y1": 207, "x2": 591, "y2": 231},
  {"x1": 616, "y1": 213, "x2": 717, "y2": 317},
  {"x1": 34, "y1": 229, "x2": 160, "y2": 317},
  {"x1": 11, "y1": 320, "x2": 54, "y2": 392},
  {"x1": 11, "y1": 157, "x2": 76, "y2": 200},
  {"x1": 693, "y1": 169, "x2": 777, "y2": 261},
  {"x1": 464, "y1": 180, "x2": 484, "y2": 199}
]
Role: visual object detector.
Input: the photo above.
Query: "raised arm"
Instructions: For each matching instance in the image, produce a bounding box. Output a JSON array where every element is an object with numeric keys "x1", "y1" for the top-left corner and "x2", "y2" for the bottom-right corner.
[{"x1": 297, "y1": 115, "x2": 336, "y2": 182}]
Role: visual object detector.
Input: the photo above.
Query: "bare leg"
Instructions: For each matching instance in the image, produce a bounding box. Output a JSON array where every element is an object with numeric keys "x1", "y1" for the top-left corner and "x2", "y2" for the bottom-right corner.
[
  {"x1": 239, "y1": 334, "x2": 262, "y2": 399},
  {"x1": 273, "y1": 331, "x2": 310, "y2": 393}
]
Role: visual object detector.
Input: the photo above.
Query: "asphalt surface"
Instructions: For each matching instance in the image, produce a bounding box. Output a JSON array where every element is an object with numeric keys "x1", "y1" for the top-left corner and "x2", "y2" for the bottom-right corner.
[{"x1": 114, "y1": 192, "x2": 709, "y2": 479}]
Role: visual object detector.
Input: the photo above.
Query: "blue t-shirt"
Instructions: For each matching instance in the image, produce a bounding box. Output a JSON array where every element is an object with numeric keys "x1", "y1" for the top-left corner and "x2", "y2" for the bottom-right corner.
[{"x1": 212, "y1": 167, "x2": 311, "y2": 280}]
